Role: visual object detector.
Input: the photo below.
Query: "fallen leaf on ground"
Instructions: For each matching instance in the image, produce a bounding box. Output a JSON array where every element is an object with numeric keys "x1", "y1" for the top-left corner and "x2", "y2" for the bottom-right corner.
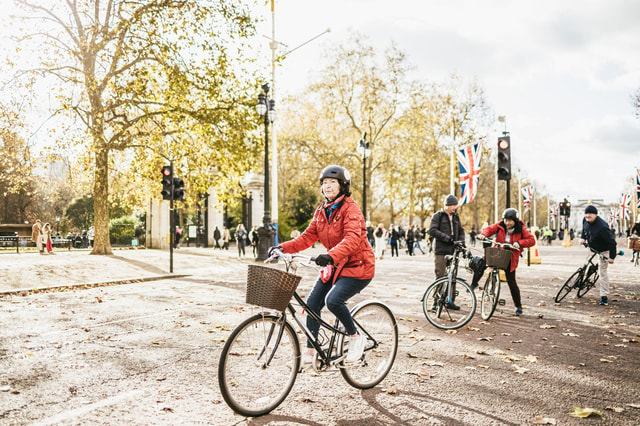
[
  {"x1": 562, "y1": 332, "x2": 580, "y2": 337},
  {"x1": 382, "y1": 386, "x2": 397, "y2": 394},
  {"x1": 568, "y1": 406, "x2": 602, "y2": 418},
  {"x1": 599, "y1": 358, "x2": 614, "y2": 363},
  {"x1": 532, "y1": 416, "x2": 556, "y2": 424},
  {"x1": 539, "y1": 324, "x2": 556, "y2": 329},
  {"x1": 525, "y1": 355, "x2": 538, "y2": 363},
  {"x1": 514, "y1": 366, "x2": 529, "y2": 374},
  {"x1": 605, "y1": 406, "x2": 624, "y2": 413}
]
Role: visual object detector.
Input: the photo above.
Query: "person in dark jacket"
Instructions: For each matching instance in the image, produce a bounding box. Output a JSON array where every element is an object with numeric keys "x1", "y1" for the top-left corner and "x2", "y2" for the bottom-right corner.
[
  {"x1": 473, "y1": 208, "x2": 536, "y2": 315},
  {"x1": 580, "y1": 205, "x2": 617, "y2": 306},
  {"x1": 270, "y1": 165, "x2": 375, "y2": 367},
  {"x1": 429, "y1": 194, "x2": 465, "y2": 309}
]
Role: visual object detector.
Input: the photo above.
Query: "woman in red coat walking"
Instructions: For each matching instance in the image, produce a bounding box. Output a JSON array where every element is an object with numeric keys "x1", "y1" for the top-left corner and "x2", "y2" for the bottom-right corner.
[
  {"x1": 471, "y1": 208, "x2": 535, "y2": 315},
  {"x1": 269, "y1": 165, "x2": 375, "y2": 366}
]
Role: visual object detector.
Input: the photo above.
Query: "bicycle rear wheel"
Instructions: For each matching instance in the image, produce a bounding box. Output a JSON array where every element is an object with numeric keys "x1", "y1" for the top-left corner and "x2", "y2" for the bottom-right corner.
[
  {"x1": 218, "y1": 313, "x2": 300, "y2": 417},
  {"x1": 577, "y1": 270, "x2": 598, "y2": 297},
  {"x1": 481, "y1": 269, "x2": 501, "y2": 320},
  {"x1": 422, "y1": 277, "x2": 476, "y2": 330},
  {"x1": 340, "y1": 301, "x2": 398, "y2": 389},
  {"x1": 555, "y1": 270, "x2": 582, "y2": 303},
  {"x1": 634, "y1": 251, "x2": 639, "y2": 267}
]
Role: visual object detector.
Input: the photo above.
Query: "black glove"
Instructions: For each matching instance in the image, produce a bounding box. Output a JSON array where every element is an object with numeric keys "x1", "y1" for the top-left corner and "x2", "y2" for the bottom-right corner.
[
  {"x1": 267, "y1": 246, "x2": 282, "y2": 258},
  {"x1": 314, "y1": 254, "x2": 334, "y2": 267}
]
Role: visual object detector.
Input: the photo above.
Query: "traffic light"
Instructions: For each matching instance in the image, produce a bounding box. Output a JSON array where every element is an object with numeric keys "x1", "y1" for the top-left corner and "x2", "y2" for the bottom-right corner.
[
  {"x1": 161, "y1": 165, "x2": 173, "y2": 200},
  {"x1": 563, "y1": 199, "x2": 571, "y2": 217},
  {"x1": 497, "y1": 136, "x2": 511, "y2": 180},
  {"x1": 173, "y1": 177, "x2": 186, "y2": 202}
]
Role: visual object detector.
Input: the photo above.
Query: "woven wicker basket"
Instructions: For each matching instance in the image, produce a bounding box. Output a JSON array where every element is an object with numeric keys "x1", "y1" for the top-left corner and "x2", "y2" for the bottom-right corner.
[
  {"x1": 484, "y1": 247, "x2": 512, "y2": 270},
  {"x1": 628, "y1": 237, "x2": 640, "y2": 251},
  {"x1": 246, "y1": 264, "x2": 302, "y2": 311}
]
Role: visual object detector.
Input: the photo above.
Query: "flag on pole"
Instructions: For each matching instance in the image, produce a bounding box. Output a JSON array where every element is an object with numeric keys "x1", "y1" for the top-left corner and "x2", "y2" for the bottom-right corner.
[
  {"x1": 549, "y1": 205, "x2": 558, "y2": 218},
  {"x1": 522, "y1": 185, "x2": 534, "y2": 209},
  {"x1": 620, "y1": 193, "x2": 631, "y2": 220},
  {"x1": 636, "y1": 167, "x2": 640, "y2": 208},
  {"x1": 456, "y1": 142, "x2": 482, "y2": 205}
]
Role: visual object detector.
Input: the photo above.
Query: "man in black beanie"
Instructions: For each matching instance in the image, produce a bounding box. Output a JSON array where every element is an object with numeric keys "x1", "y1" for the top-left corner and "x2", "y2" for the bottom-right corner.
[
  {"x1": 429, "y1": 194, "x2": 465, "y2": 309},
  {"x1": 580, "y1": 204, "x2": 617, "y2": 305}
]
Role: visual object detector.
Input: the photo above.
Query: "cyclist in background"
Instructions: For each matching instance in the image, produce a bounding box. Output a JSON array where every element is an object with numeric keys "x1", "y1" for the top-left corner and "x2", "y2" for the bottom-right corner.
[
  {"x1": 268, "y1": 165, "x2": 375, "y2": 366},
  {"x1": 472, "y1": 208, "x2": 535, "y2": 315},
  {"x1": 580, "y1": 205, "x2": 617, "y2": 306}
]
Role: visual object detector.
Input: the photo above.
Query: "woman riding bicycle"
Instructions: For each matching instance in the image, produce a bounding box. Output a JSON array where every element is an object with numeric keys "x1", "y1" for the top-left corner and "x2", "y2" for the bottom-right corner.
[
  {"x1": 471, "y1": 208, "x2": 535, "y2": 315},
  {"x1": 268, "y1": 165, "x2": 375, "y2": 366}
]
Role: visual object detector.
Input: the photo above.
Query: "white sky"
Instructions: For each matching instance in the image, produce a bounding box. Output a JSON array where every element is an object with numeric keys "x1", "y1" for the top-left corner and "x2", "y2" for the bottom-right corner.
[
  {"x1": 2, "y1": 0, "x2": 639, "y2": 206},
  {"x1": 253, "y1": 0, "x2": 640, "y2": 205}
]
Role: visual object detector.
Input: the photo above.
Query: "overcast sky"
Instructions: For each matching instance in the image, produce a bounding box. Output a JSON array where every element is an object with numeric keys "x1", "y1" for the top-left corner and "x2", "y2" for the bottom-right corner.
[{"x1": 253, "y1": 0, "x2": 640, "y2": 205}]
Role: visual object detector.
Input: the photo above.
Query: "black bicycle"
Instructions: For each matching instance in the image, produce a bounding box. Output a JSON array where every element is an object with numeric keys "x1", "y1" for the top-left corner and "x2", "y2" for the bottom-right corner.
[
  {"x1": 478, "y1": 238, "x2": 516, "y2": 320},
  {"x1": 218, "y1": 252, "x2": 398, "y2": 417},
  {"x1": 421, "y1": 241, "x2": 477, "y2": 330},
  {"x1": 554, "y1": 247, "x2": 600, "y2": 303}
]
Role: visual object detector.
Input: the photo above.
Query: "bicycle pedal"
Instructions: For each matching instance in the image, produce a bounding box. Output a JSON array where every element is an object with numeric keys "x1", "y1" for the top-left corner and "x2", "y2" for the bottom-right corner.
[{"x1": 498, "y1": 299, "x2": 506, "y2": 306}]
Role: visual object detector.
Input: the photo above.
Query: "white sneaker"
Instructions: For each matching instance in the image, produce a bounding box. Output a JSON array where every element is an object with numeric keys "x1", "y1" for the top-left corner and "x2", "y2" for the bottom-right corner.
[
  {"x1": 345, "y1": 334, "x2": 366, "y2": 363},
  {"x1": 301, "y1": 351, "x2": 315, "y2": 369}
]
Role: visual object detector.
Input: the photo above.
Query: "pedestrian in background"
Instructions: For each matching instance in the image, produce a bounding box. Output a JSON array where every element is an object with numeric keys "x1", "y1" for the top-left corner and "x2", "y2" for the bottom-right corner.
[
  {"x1": 406, "y1": 225, "x2": 415, "y2": 256},
  {"x1": 222, "y1": 226, "x2": 231, "y2": 250},
  {"x1": 250, "y1": 226, "x2": 260, "y2": 258},
  {"x1": 43, "y1": 222, "x2": 54, "y2": 254},
  {"x1": 32, "y1": 219, "x2": 43, "y2": 254},
  {"x1": 366, "y1": 221, "x2": 375, "y2": 247},
  {"x1": 213, "y1": 226, "x2": 222, "y2": 249},
  {"x1": 373, "y1": 223, "x2": 387, "y2": 260},
  {"x1": 235, "y1": 224, "x2": 248, "y2": 258},
  {"x1": 389, "y1": 225, "x2": 400, "y2": 257},
  {"x1": 174, "y1": 225, "x2": 183, "y2": 248}
]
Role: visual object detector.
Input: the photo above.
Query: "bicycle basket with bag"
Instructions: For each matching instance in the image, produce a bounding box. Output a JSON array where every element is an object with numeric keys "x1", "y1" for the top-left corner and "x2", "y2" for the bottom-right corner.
[
  {"x1": 484, "y1": 247, "x2": 511, "y2": 270},
  {"x1": 246, "y1": 264, "x2": 302, "y2": 311}
]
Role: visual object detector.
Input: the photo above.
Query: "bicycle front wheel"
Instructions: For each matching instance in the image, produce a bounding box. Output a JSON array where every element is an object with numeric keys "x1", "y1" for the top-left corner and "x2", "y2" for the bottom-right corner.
[
  {"x1": 555, "y1": 270, "x2": 582, "y2": 303},
  {"x1": 422, "y1": 277, "x2": 477, "y2": 330},
  {"x1": 218, "y1": 313, "x2": 300, "y2": 417},
  {"x1": 481, "y1": 269, "x2": 501, "y2": 320},
  {"x1": 341, "y1": 301, "x2": 398, "y2": 389}
]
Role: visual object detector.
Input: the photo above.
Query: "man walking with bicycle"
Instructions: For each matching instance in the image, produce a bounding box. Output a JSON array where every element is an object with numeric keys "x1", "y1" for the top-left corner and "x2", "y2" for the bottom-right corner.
[
  {"x1": 580, "y1": 205, "x2": 617, "y2": 306},
  {"x1": 429, "y1": 194, "x2": 465, "y2": 310}
]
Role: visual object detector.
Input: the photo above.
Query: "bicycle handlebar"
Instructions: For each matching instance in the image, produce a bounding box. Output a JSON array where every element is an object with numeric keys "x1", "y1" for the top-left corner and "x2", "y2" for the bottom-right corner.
[
  {"x1": 265, "y1": 250, "x2": 319, "y2": 268},
  {"x1": 481, "y1": 237, "x2": 517, "y2": 250}
]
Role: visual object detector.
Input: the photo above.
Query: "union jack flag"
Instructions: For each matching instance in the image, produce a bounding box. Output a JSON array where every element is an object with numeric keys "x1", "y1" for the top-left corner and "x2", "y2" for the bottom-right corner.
[
  {"x1": 549, "y1": 205, "x2": 558, "y2": 217},
  {"x1": 456, "y1": 142, "x2": 482, "y2": 205},
  {"x1": 620, "y1": 193, "x2": 632, "y2": 220},
  {"x1": 636, "y1": 168, "x2": 640, "y2": 208},
  {"x1": 522, "y1": 185, "x2": 534, "y2": 209},
  {"x1": 607, "y1": 214, "x2": 616, "y2": 227},
  {"x1": 610, "y1": 207, "x2": 620, "y2": 219}
]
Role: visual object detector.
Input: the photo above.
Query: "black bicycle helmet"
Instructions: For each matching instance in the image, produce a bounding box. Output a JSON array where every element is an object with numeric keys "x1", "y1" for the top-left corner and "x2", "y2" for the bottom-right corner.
[
  {"x1": 319, "y1": 165, "x2": 351, "y2": 196},
  {"x1": 502, "y1": 208, "x2": 518, "y2": 221}
]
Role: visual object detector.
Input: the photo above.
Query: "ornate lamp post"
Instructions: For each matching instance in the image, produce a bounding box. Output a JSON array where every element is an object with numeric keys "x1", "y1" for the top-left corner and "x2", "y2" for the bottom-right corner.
[
  {"x1": 256, "y1": 83, "x2": 276, "y2": 261},
  {"x1": 356, "y1": 132, "x2": 370, "y2": 220}
]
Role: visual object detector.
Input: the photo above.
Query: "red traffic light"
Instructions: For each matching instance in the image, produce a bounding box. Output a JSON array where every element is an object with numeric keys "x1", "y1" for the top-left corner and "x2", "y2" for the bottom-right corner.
[{"x1": 498, "y1": 139, "x2": 510, "y2": 150}]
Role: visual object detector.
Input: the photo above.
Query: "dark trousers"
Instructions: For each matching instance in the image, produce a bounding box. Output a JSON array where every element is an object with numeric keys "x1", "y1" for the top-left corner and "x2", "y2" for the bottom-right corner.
[
  {"x1": 305, "y1": 276, "x2": 371, "y2": 348},
  {"x1": 471, "y1": 265, "x2": 522, "y2": 308},
  {"x1": 390, "y1": 241, "x2": 398, "y2": 257}
]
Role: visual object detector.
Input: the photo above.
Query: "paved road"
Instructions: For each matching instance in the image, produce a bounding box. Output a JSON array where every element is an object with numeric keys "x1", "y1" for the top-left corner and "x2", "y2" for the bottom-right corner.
[{"x1": 0, "y1": 244, "x2": 639, "y2": 424}]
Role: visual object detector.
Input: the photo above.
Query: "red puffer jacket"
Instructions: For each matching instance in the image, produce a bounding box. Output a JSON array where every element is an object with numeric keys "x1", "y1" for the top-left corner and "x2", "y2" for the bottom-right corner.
[
  {"x1": 280, "y1": 195, "x2": 375, "y2": 284},
  {"x1": 481, "y1": 220, "x2": 535, "y2": 272}
]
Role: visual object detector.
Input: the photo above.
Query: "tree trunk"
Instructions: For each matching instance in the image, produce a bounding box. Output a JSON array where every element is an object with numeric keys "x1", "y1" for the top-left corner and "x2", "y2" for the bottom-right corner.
[{"x1": 91, "y1": 147, "x2": 112, "y2": 255}]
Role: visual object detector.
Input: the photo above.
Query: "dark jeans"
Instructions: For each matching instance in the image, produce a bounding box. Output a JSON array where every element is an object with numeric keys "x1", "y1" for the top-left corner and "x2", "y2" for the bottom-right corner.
[
  {"x1": 305, "y1": 275, "x2": 371, "y2": 348},
  {"x1": 390, "y1": 241, "x2": 398, "y2": 257},
  {"x1": 471, "y1": 264, "x2": 522, "y2": 308}
]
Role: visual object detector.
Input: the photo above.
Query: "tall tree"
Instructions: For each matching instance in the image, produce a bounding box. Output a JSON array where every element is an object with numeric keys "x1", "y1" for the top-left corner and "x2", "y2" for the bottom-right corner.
[{"x1": 14, "y1": 0, "x2": 260, "y2": 254}]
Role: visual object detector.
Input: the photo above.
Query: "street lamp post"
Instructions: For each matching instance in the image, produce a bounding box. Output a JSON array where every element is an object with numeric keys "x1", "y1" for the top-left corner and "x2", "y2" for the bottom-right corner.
[
  {"x1": 356, "y1": 132, "x2": 370, "y2": 220},
  {"x1": 256, "y1": 83, "x2": 276, "y2": 261}
]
